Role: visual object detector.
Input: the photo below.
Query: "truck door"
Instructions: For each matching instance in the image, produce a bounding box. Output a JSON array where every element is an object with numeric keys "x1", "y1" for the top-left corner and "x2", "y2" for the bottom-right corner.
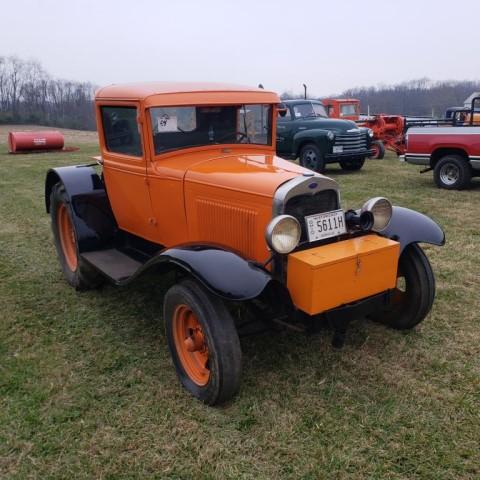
[
  {"x1": 98, "y1": 103, "x2": 155, "y2": 241},
  {"x1": 276, "y1": 105, "x2": 295, "y2": 154}
]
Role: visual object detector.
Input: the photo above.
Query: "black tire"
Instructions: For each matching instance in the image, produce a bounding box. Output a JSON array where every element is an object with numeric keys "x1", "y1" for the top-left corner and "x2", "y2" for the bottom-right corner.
[
  {"x1": 164, "y1": 279, "x2": 242, "y2": 405},
  {"x1": 433, "y1": 155, "x2": 472, "y2": 190},
  {"x1": 369, "y1": 244, "x2": 435, "y2": 330},
  {"x1": 299, "y1": 143, "x2": 325, "y2": 173},
  {"x1": 339, "y1": 158, "x2": 365, "y2": 171},
  {"x1": 50, "y1": 183, "x2": 103, "y2": 290},
  {"x1": 370, "y1": 140, "x2": 385, "y2": 159}
]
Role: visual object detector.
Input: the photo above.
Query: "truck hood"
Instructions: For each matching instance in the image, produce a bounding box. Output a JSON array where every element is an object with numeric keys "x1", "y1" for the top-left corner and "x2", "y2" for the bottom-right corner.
[
  {"x1": 184, "y1": 153, "x2": 317, "y2": 197},
  {"x1": 301, "y1": 117, "x2": 358, "y2": 132}
]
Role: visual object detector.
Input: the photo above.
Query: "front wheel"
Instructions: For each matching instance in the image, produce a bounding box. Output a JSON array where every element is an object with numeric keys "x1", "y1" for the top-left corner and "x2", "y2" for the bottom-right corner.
[
  {"x1": 433, "y1": 155, "x2": 472, "y2": 190},
  {"x1": 370, "y1": 140, "x2": 385, "y2": 159},
  {"x1": 369, "y1": 244, "x2": 435, "y2": 330},
  {"x1": 299, "y1": 143, "x2": 325, "y2": 173},
  {"x1": 339, "y1": 158, "x2": 365, "y2": 171},
  {"x1": 164, "y1": 279, "x2": 242, "y2": 405}
]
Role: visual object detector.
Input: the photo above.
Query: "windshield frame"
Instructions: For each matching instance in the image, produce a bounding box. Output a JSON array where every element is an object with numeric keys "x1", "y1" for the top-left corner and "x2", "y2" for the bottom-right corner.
[{"x1": 147, "y1": 103, "x2": 274, "y2": 157}]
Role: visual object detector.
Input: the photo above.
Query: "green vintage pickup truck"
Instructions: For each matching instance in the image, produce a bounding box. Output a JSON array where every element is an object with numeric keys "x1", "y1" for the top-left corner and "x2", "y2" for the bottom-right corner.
[{"x1": 276, "y1": 99, "x2": 374, "y2": 172}]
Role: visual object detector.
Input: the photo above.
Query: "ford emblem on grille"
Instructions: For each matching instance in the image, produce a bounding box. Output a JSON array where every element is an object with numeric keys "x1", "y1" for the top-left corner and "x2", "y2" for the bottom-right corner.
[{"x1": 308, "y1": 182, "x2": 318, "y2": 189}]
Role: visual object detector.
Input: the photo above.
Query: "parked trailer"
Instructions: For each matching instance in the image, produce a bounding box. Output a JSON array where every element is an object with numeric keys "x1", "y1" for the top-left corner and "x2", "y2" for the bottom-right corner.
[
  {"x1": 362, "y1": 114, "x2": 405, "y2": 157},
  {"x1": 8, "y1": 131, "x2": 64, "y2": 153},
  {"x1": 323, "y1": 98, "x2": 407, "y2": 158}
]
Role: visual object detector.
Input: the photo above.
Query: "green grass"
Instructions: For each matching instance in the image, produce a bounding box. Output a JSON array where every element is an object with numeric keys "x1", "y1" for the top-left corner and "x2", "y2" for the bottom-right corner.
[{"x1": 1, "y1": 141, "x2": 479, "y2": 479}]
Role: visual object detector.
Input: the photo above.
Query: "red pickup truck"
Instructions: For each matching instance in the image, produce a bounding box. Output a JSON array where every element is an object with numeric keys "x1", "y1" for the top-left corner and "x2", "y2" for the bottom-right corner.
[{"x1": 404, "y1": 97, "x2": 480, "y2": 189}]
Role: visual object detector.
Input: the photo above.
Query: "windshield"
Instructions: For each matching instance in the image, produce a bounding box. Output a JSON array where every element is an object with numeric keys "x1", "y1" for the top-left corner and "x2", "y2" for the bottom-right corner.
[
  {"x1": 340, "y1": 104, "x2": 357, "y2": 116},
  {"x1": 292, "y1": 102, "x2": 328, "y2": 119},
  {"x1": 150, "y1": 104, "x2": 272, "y2": 154}
]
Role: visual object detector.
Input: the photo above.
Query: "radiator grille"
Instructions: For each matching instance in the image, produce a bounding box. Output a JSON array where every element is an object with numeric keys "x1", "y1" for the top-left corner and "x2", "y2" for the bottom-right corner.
[
  {"x1": 334, "y1": 130, "x2": 368, "y2": 152},
  {"x1": 196, "y1": 198, "x2": 257, "y2": 258},
  {"x1": 285, "y1": 189, "x2": 339, "y2": 242}
]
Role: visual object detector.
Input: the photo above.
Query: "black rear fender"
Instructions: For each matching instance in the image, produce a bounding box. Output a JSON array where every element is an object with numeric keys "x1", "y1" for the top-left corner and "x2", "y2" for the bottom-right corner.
[{"x1": 45, "y1": 166, "x2": 116, "y2": 252}]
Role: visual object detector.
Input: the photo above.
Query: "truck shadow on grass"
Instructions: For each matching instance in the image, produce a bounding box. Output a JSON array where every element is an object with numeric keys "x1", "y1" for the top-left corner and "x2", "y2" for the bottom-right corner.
[{"x1": 87, "y1": 272, "x2": 418, "y2": 403}]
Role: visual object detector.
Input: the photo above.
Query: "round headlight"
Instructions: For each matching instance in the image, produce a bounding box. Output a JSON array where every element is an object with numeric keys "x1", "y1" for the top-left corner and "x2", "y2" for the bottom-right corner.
[
  {"x1": 265, "y1": 215, "x2": 301, "y2": 254},
  {"x1": 361, "y1": 197, "x2": 392, "y2": 231},
  {"x1": 327, "y1": 130, "x2": 335, "y2": 141},
  {"x1": 367, "y1": 128, "x2": 374, "y2": 138}
]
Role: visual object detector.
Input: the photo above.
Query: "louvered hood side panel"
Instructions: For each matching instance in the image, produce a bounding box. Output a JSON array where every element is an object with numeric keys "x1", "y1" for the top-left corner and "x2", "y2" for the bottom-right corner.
[
  {"x1": 184, "y1": 182, "x2": 273, "y2": 263},
  {"x1": 196, "y1": 198, "x2": 258, "y2": 259}
]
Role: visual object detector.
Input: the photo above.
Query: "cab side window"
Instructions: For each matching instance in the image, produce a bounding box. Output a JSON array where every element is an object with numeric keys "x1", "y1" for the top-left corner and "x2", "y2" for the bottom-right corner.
[
  {"x1": 278, "y1": 105, "x2": 291, "y2": 120},
  {"x1": 101, "y1": 106, "x2": 142, "y2": 156}
]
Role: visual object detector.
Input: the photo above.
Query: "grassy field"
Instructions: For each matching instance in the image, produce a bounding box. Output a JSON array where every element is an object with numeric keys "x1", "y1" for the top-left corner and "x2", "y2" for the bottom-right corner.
[{"x1": 0, "y1": 129, "x2": 479, "y2": 479}]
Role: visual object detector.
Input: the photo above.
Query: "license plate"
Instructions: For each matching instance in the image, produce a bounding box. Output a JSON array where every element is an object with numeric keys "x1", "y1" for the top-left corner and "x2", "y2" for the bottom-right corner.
[
  {"x1": 333, "y1": 145, "x2": 343, "y2": 153},
  {"x1": 305, "y1": 209, "x2": 347, "y2": 242}
]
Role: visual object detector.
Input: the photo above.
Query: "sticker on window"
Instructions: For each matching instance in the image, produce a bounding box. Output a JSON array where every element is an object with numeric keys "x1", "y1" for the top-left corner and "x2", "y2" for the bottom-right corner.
[{"x1": 157, "y1": 114, "x2": 178, "y2": 132}]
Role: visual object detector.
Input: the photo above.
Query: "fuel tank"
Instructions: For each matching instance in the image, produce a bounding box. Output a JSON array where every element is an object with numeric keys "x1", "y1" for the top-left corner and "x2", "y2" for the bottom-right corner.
[{"x1": 8, "y1": 131, "x2": 64, "y2": 153}]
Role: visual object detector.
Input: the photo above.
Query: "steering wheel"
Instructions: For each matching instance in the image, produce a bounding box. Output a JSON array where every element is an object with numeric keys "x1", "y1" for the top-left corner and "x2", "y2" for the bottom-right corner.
[{"x1": 215, "y1": 131, "x2": 248, "y2": 143}]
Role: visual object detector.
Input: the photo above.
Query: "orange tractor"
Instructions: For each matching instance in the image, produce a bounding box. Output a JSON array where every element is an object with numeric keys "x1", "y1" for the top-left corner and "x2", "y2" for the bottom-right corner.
[{"x1": 323, "y1": 98, "x2": 406, "y2": 159}]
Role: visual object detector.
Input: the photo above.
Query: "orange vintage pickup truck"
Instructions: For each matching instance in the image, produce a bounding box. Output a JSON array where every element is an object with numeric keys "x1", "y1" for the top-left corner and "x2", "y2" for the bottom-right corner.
[{"x1": 45, "y1": 82, "x2": 445, "y2": 405}]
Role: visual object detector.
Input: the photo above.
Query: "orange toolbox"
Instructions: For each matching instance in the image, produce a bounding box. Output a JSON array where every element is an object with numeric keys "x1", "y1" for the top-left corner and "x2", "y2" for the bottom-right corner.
[{"x1": 287, "y1": 235, "x2": 400, "y2": 315}]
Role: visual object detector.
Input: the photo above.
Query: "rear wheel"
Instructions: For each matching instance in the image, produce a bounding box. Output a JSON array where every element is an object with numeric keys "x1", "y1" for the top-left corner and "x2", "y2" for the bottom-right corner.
[
  {"x1": 370, "y1": 244, "x2": 435, "y2": 330},
  {"x1": 433, "y1": 155, "x2": 471, "y2": 190},
  {"x1": 299, "y1": 143, "x2": 325, "y2": 173},
  {"x1": 50, "y1": 183, "x2": 103, "y2": 290},
  {"x1": 370, "y1": 140, "x2": 385, "y2": 159},
  {"x1": 164, "y1": 279, "x2": 242, "y2": 405},
  {"x1": 339, "y1": 158, "x2": 365, "y2": 171}
]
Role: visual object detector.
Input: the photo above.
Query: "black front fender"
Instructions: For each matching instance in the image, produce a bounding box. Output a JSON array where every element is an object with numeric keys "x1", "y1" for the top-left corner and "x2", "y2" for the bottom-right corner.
[
  {"x1": 129, "y1": 246, "x2": 273, "y2": 301},
  {"x1": 293, "y1": 129, "x2": 329, "y2": 155},
  {"x1": 380, "y1": 206, "x2": 445, "y2": 253}
]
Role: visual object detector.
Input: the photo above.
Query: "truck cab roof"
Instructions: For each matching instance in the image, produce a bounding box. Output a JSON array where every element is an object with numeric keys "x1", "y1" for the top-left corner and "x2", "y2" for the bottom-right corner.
[
  {"x1": 281, "y1": 99, "x2": 323, "y2": 105},
  {"x1": 95, "y1": 82, "x2": 279, "y2": 106}
]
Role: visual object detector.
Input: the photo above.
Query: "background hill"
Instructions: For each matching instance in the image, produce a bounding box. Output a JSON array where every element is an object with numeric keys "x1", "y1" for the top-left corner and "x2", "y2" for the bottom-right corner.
[{"x1": 282, "y1": 78, "x2": 480, "y2": 117}]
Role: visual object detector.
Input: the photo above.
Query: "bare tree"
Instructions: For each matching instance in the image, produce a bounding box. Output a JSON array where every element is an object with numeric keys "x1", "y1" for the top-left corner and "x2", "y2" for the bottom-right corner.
[{"x1": 0, "y1": 55, "x2": 96, "y2": 130}]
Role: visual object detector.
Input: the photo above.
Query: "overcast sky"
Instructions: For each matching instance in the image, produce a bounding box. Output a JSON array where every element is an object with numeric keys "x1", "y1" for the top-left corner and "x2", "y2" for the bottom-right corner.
[{"x1": 2, "y1": 0, "x2": 479, "y2": 97}]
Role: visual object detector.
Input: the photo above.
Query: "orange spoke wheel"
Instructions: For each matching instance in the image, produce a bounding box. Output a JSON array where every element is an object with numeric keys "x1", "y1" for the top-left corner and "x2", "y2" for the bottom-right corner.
[
  {"x1": 164, "y1": 280, "x2": 242, "y2": 405},
  {"x1": 172, "y1": 304, "x2": 210, "y2": 386},
  {"x1": 57, "y1": 203, "x2": 78, "y2": 271}
]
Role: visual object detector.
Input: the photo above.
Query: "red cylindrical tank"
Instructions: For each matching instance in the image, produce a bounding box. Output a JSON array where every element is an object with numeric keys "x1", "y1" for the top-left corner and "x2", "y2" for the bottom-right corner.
[{"x1": 8, "y1": 131, "x2": 64, "y2": 153}]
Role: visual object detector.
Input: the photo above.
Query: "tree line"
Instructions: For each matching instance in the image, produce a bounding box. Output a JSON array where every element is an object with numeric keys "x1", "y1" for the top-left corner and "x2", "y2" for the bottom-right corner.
[
  {"x1": 0, "y1": 56, "x2": 96, "y2": 130},
  {"x1": 1, "y1": 55, "x2": 480, "y2": 130},
  {"x1": 282, "y1": 78, "x2": 480, "y2": 117}
]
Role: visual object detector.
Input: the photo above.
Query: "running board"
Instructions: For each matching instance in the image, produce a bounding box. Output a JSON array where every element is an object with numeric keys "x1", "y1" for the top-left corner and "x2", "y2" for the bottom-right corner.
[{"x1": 81, "y1": 249, "x2": 142, "y2": 283}]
